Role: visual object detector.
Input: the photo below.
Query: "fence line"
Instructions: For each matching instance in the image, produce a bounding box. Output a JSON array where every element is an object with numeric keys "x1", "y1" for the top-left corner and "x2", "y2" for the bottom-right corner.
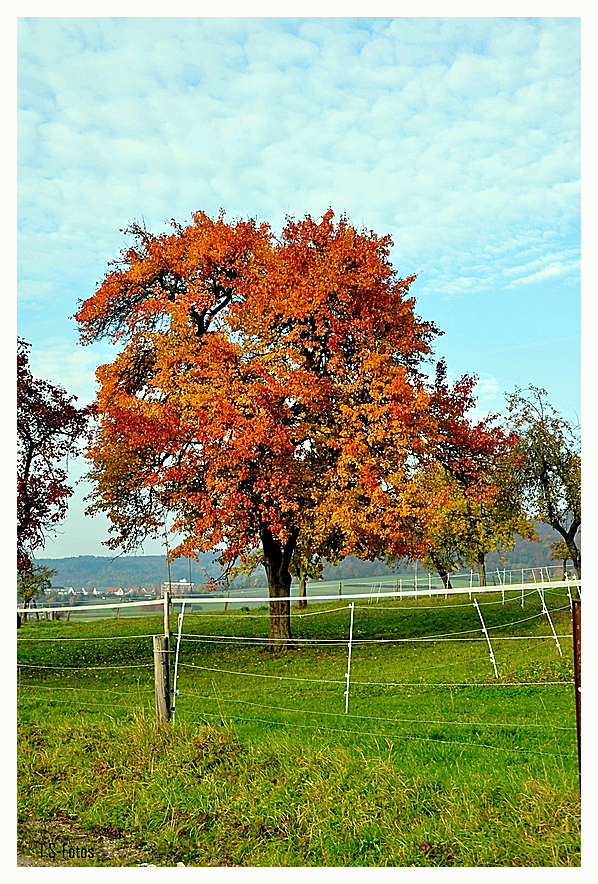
[
  {"x1": 176, "y1": 688, "x2": 576, "y2": 730},
  {"x1": 16, "y1": 633, "x2": 157, "y2": 642},
  {"x1": 179, "y1": 661, "x2": 344, "y2": 684},
  {"x1": 18, "y1": 662, "x2": 153, "y2": 670},
  {"x1": 176, "y1": 633, "x2": 572, "y2": 648},
  {"x1": 40, "y1": 593, "x2": 532, "y2": 621},
  {"x1": 16, "y1": 686, "x2": 576, "y2": 759},
  {"x1": 177, "y1": 691, "x2": 576, "y2": 731},
  {"x1": 178, "y1": 660, "x2": 572, "y2": 689},
  {"x1": 18, "y1": 683, "x2": 153, "y2": 697},
  {"x1": 17, "y1": 690, "x2": 151, "y2": 713},
  {"x1": 297, "y1": 605, "x2": 353, "y2": 617},
  {"x1": 203, "y1": 713, "x2": 577, "y2": 760},
  {"x1": 178, "y1": 599, "x2": 571, "y2": 643},
  {"x1": 16, "y1": 579, "x2": 581, "y2": 617},
  {"x1": 360, "y1": 590, "x2": 542, "y2": 611},
  {"x1": 16, "y1": 603, "x2": 571, "y2": 647},
  {"x1": 348, "y1": 678, "x2": 573, "y2": 687},
  {"x1": 343, "y1": 564, "x2": 574, "y2": 588},
  {"x1": 18, "y1": 581, "x2": 578, "y2": 769},
  {"x1": 537, "y1": 588, "x2": 563, "y2": 656}
]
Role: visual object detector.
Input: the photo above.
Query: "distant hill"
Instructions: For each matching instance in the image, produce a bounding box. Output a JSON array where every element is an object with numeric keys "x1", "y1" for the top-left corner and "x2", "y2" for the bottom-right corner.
[
  {"x1": 33, "y1": 553, "x2": 222, "y2": 590},
  {"x1": 34, "y1": 523, "x2": 576, "y2": 589}
]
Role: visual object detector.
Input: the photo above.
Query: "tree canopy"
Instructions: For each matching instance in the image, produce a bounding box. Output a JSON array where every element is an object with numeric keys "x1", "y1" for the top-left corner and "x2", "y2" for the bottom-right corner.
[
  {"x1": 17, "y1": 338, "x2": 89, "y2": 574},
  {"x1": 76, "y1": 210, "x2": 513, "y2": 645},
  {"x1": 506, "y1": 385, "x2": 581, "y2": 576},
  {"x1": 418, "y1": 455, "x2": 536, "y2": 587}
]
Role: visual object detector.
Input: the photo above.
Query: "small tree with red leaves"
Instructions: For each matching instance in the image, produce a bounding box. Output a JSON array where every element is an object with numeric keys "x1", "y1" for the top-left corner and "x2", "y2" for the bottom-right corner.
[{"x1": 17, "y1": 338, "x2": 89, "y2": 574}]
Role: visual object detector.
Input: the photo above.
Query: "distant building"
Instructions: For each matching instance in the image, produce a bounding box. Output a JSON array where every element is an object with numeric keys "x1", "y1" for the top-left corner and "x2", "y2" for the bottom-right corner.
[{"x1": 160, "y1": 578, "x2": 194, "y2": 598}]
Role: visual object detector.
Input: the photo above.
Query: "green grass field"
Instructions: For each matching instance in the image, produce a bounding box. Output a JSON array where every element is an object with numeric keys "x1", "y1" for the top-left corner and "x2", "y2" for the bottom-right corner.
[{"x1": 17, "y1": 585, "x2": 581, "y2": 867}]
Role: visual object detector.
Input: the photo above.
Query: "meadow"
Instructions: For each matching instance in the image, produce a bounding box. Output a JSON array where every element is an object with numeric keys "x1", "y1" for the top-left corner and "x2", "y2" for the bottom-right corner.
[{"x1": 17, "y1": 584, "x2": 580, "y2": 867}]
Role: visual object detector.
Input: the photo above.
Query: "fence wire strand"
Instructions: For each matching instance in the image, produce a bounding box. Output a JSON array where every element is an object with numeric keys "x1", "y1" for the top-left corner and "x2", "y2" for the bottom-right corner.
[
  {"x1": 183, "y1": 712, "x2": 576, "y2": 760},
  {"x1": 17, "y1": 581, "x2": 577, "y2": 767},
  {"x1": 177, "y1": 688, "x2": 576, "y2": 731}
]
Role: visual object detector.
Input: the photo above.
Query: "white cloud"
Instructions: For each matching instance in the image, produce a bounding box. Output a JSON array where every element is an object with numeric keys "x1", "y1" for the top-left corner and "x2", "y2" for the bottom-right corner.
[
  {"x1": 16, "y1": 16, "x2": 581, "y2": 557},
  {"x1": 27, "y1": 337, "x2": 115, "y2": 408},
  {"x1": 511, "y1": 262, "x2": 576, "y2": 287},
  {"x1": 19, "y1": 19, "x2": 580, "y2": 259}
]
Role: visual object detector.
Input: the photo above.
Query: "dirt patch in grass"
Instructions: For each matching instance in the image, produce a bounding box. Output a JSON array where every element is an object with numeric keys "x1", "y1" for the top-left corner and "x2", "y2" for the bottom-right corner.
[{"x1": 17, "y1": 815, "x2": 156, "y2": 867}]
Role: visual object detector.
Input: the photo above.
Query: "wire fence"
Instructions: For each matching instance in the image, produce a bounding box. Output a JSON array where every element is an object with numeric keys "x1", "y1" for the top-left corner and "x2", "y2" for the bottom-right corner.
[
  {"x1": 16, "y1": 567, "x2": 580, "y2": 621},
  {"x1": 17, "y1": 580, "x2": 580, "y2": 767}
]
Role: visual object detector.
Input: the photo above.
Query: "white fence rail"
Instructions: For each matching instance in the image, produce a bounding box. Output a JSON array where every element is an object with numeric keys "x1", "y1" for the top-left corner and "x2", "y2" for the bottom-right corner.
[
  {"x1": 17, "y1": 577, "x2": 581, "y2": 616},
  {"x1": 18, "y1": 579, "x2": 580, "y2": 765}
]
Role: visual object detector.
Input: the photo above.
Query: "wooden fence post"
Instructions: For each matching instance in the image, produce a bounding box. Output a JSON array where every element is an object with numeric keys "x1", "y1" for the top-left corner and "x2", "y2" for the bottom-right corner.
[{"x1": 153, "y1": 634, "x2": 171, "y2": 723}]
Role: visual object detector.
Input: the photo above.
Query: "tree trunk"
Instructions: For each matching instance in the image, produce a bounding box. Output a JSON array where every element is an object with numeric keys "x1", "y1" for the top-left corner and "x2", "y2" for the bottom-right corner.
[
  {"x1": 297, "y1": 566, "x2": 308, "y2": 610},
  {"x1": 261, "y1": 526, "x2": 299, "y2": 649},
  {"x1": 569, "y1": 546, "x2": 581, "y2": 579},
  {"x1": 564, "y1": 536, "x2": 581, "y2": 578},
  {"x1": 430, "y1": 555, "x2": 453, "y2": 590},
  {"x1": 476, "y1": 551, "x2": 487, "y2": 586},
  {"x1": 439, "y1": 569, "x2": 453, "y2": 590},
  {"x1": 552, "y1": 518, "x2": 580, "y2": 578}
]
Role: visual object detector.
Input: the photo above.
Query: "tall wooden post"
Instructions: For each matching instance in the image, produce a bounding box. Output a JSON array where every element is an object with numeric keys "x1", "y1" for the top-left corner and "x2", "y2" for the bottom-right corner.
[
  {"x1": 572, "y1": 598, "x2": 581, "y2": 781},
  {"x1": 153, "y1": 634, "x2": 171, "y2": 723}
]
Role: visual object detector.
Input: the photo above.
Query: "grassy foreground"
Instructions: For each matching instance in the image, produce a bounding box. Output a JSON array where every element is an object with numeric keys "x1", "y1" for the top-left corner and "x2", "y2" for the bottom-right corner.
[{"x1": 17, "y1": 586, "x2": 581, "y2": 866}]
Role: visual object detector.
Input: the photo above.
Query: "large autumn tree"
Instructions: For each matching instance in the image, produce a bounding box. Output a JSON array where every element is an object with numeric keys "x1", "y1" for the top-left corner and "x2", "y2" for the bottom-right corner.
[
  {"x1": 17, "y1": 338, "x2": 89, "y2": 574},
  {"x1": 76, "y1": 210, "x2": 505, "y2": 646}
]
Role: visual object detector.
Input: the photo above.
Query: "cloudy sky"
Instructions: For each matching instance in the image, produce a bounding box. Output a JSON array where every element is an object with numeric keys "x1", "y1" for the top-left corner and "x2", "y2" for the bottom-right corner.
[{"x1": 17, "y1": 13, "x2": 581, "y2": 559}]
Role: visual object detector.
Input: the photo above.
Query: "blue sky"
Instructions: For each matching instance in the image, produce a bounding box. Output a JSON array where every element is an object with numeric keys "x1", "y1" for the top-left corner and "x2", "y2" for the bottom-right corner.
[{"x1": 16, "y1": 13, "x2": 582, "y2": 559}]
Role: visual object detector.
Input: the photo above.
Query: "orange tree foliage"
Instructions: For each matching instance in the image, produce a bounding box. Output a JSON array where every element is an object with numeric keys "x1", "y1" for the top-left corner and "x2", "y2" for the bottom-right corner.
[{"x1": 76, "y1": 210, "x2": 511, "y2": 646}]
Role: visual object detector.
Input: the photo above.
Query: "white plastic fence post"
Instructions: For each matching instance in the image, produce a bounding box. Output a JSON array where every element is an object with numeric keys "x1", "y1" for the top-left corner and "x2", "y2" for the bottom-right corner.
[
  {"x1": 537, "y1": 588, "x2": 562, "y2": 656},
  {"x1": 171, "y1": 601, "x2": 186, "y2": 723},
  {"x1": 344, "y1": 602, "x2": 355, "y2": 714},
  {"x1": 473, "y1": 598, "x2": 499, "y2": 679}
]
